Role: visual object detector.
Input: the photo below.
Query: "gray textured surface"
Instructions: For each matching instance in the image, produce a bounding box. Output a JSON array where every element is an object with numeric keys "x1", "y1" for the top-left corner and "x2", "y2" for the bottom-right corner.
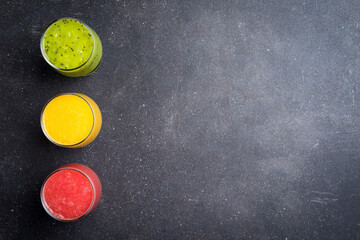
[{"x1": 1, "y1": 0, "x2": 360, "y2": 239}]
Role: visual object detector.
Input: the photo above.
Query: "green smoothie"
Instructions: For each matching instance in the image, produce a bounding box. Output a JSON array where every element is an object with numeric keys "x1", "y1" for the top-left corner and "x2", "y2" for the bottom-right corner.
[{"x1": 41, "y1": 18, "x2": 102, "y2": 77}]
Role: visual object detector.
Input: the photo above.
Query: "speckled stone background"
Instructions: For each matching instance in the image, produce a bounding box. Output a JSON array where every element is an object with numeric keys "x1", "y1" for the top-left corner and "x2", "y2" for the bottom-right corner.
[{"x1": 1, "y1": 0, "x2": 360, "y2": 239}]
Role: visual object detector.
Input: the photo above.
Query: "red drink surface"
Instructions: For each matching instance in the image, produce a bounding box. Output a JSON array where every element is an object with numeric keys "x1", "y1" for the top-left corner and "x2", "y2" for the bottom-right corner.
[{"x1": 42, "y1": 169, "x2": 93, "y2": 221}]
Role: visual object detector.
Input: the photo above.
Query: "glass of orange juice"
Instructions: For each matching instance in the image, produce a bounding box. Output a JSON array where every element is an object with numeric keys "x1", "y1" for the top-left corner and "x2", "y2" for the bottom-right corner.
[{"x1": 40, "y1": 93, "x2": 102, "y2": 148}]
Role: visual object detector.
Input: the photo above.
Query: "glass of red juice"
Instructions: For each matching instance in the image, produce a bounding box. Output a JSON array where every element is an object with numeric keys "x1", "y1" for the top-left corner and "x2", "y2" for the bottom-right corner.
[{"x1": 40, "y1": 163, "x2": 102, "y2": 222}]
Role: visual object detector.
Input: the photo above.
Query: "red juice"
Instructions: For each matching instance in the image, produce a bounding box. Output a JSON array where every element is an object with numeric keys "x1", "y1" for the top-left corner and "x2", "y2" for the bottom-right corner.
[{"x1": 41, "y1": 164, "x2": 102, "y2": 222}]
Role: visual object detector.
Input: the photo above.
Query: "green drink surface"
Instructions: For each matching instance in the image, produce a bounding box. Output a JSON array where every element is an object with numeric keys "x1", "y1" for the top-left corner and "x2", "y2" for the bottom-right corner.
[{"x1": 42, "y1": 18, "x2": 93, "y2": 69}]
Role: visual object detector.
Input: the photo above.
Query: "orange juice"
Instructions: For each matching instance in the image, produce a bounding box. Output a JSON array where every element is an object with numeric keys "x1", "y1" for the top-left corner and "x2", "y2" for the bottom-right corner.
[{"x1": 41, "y1": 93, "x2": 102, "y2": 148}]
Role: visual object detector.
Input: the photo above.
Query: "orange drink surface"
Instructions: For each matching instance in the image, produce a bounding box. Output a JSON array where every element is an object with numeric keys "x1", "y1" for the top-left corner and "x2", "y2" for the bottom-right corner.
[{"x1": 41, "y1": 93, "x2": 102, "y2": 148}]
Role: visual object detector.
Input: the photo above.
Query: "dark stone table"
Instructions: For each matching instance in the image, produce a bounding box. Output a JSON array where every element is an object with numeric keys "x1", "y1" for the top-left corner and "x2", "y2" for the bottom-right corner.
[{"x1": 1, "y1": 0, "x2": 360, "y2": 239}]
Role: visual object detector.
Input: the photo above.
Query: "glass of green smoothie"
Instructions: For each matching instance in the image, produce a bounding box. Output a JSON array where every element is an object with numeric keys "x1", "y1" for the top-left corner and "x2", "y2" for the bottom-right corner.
[{"x1": 40, "y1": 18, "x2": 102, "y2": 77}]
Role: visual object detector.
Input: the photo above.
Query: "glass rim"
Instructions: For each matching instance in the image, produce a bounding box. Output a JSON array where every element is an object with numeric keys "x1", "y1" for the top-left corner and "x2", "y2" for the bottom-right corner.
[
  {"x1": 40, "y1": 93, "x2": 95, "y2": 147},
  {"x1": 40, "y1": 167, "x2": 96, "y2": 222},
  {"x1": 40, "y1": 17, "x2": 96, "y2": 71}
]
